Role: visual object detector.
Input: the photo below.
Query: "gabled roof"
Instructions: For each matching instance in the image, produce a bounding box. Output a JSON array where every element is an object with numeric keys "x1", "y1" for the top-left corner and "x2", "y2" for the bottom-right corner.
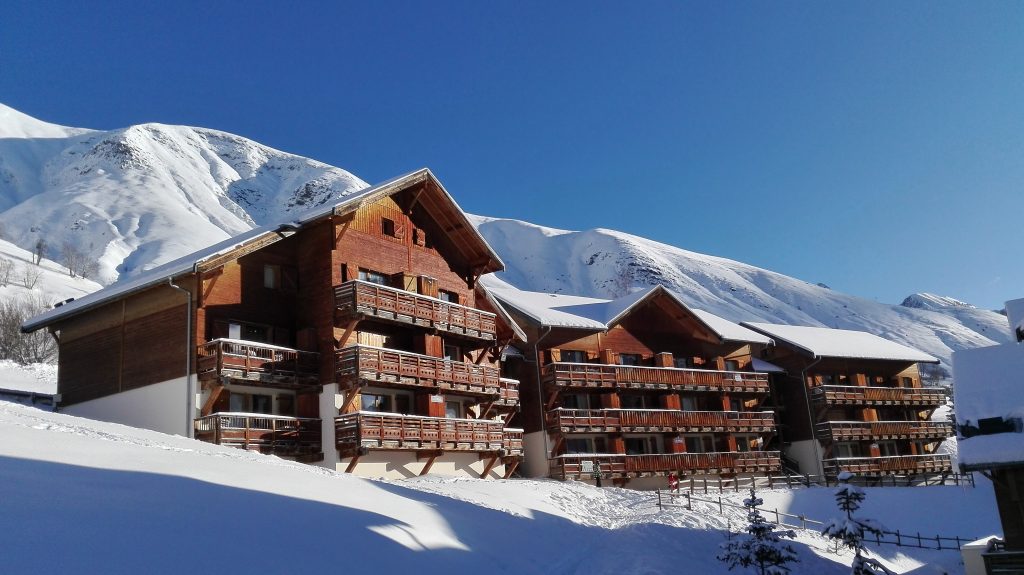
[
  {"x1": 486, "y1": 283, "x2": 771, "y2": 345},
  {"x1": 954, "y1": 342, "x2": 1024, "y2": 470},
  {"x1": 741, "y1": 322, "x2": 938, "y2": 363},
  {"x1": 23, "y1": 168, "x2": 503, "y2": 333}
]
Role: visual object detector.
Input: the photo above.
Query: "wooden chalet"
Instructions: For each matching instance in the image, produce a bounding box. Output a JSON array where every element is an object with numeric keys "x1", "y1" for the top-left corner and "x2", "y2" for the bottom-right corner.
[
  {"x1": 742, "y1": 322, "x2": 951, "y2": 480},
  {"x1": 487, "y1": 283, "x2": 782, "y2": 489},
  {"x1": 954, "y1": 298, "x2": 1024, "y2": 575},
  {"x1": 22, "y1": 168, "x2": 525, "y2": 479}
]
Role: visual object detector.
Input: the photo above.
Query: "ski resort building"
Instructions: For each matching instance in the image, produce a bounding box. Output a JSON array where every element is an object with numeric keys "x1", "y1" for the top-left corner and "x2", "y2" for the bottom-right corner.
[
  {"x1": 485, "y1": 283, "x2": 783, "y2": 489},
  {"x1": 21, "y1": 169, "x2": 526, "y2": 479},
  {"x1": 955, "y1": 298, "x2": 1024, "y2": 574},
  {"x1": 741, "y1": 322, "x2": 951, "y2": 480}
]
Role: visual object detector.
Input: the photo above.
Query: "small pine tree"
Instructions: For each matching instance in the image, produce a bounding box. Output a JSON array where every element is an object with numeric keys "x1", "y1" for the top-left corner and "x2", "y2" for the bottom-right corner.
[
  {"x1": 822, "y1": 472, "x2": 893, "y2": 575},
  {"x1": 717, "y1": 486, "x2": 799, "y2": 575}
]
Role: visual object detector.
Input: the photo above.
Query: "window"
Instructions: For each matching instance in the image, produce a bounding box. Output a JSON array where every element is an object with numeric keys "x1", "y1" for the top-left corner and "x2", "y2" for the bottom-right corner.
[
  {"x1": 443, "y1": 344, "x2": 461, "y2": 362},
  {"x1": 445, "y1": 401, "x2": 464, "y2": 419},
  {"x1": 674, "y1": 357, "x2": 692, "y2": 369},
  {"x1": 412, "y1": 228, "x2": 425, "y2": 246},
  {"x1": 560, "y1": 350, "x2": 587, "y2": 363},
  {"x1": 901, "y1": 377, "x2": 914, "y2": 388},
  {"x1": 876, "y1": 441, "x2": 899, "y2": 457},
  {"x1": 264, "y1": 264, "x2": 280, "y2": 289},
  {"x1": 621, "y1": 394, "x2": 657, "y2": 409},
  {"x1": 681, "y1": 396, "x2": 699, "y2": 412},
  {"x1": 562, "y1": 394, "x2": 592, "y2": 410},
  {"x1": 735, "y1": 435, "x2": 760, "y2": 452},
  {"x1": 382, "y1": 218, "x2": 397, "y2": 238},
  {"x1": 618, "y1": 353, "x2": 642, "y2": 366},
  {"x1": 438, "y1": 289, "x2": 459, "y2": 304},
  {"x1": 251, "y1": 394, "x2": 273, "y2": 414},
  {"x1": 227, "y1": 392, "x2": 275, "y2": 414},
  {"x1": 684, "y1": 435, "x2": 715, "y2": 453},
  {"x1": 565, "y1": 437, "x2": 607, "y2": 454},
  {"x1": 724, "y1": 360, "x2": 740, "y2": 372},
  {"x1": 362, "y1": 391, "x2": 411, "y2": 414},
  {"x1": 625, "y1": 436, "x2": 659, "y2": 455},
  {"x1": 835, "y1": 442, "x2": 860, "y2": 458},
  {"x1": 359, "y1": 268, "x2": 389, "y2": 286}
]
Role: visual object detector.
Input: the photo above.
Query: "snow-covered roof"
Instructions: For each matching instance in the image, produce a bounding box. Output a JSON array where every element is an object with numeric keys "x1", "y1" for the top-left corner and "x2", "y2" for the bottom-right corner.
[
  {"x1": 741, "y1": 322, "x2": 938, "y2": 363},
  {"x1": 23, "y1": 168, "x2": 503, "y2": 333},
  {"x1": 488, "y1": 284, "x2": 771, "y2": 344}
]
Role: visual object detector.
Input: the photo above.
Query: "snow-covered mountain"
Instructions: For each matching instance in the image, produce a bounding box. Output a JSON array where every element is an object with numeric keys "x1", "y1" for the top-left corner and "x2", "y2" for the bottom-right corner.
[
  {"x1": 0, "y1": 103, "x2": 367, "y2": 283},
  {"x1": 0, "y1": 104, "x2": 1010, "y2": 372},
  {"x1": 471, "y1": 216, "x2": 1012, "y2": 372}
]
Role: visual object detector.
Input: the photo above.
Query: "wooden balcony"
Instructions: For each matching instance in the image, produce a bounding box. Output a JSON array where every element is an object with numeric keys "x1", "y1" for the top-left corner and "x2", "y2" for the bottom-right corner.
[
  {"x1": 197, "y1": 339, "x2": 320, "y2": 389},
  {"x1": 335, "y1": 412, "x2": 521, "y2": 456},
  {"x1": 336, "y1": 346, "x2": 516, "y2": 405},
  {"x1": 335, "y1": 280, "x2": 496, "y2": 342},
  {"x1": 194, "y1": 413, "x2": 322, "y2": 459},
  {"x1": 811, "y1": 385, "x2": 946, "y2": 407},
  {"x1": 550, "y1": 451, "x2": 781, "y2": 480},
  {"x1": 542, "y1": 362, "x2": 770, "y2": 393},
  {"x1": 816, "y1": 420, "x2": 953, "y2": 441},
  {"x1": 546, "y1": 409, "x2": 776, "y2": 434},
  {"x1": 822, "y1": 454, "x2": 952, "y2": 477}
]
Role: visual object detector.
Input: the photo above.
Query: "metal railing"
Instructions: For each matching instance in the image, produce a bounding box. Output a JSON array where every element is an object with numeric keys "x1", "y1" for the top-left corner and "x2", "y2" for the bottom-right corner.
[
  {"x1": 542, "y1": 362, "x2": 770, "y2": 393},
  {"x1": 547, "y1": 408, "x2": 775, "y2": 433},
  {"x1": 550, "y1": 451, "x2": 781, "y2": 480},
  {"x1": 193, "y1": 412, "x2": 322, "y2": 455},
  {"x1": 822, "y1": 454, "x2": 952, "y2": 476},
  {"x1": 335, "y1": 412, "x2": 520, "y2": 455},
  {"x1": 335, "y1": 280, "x2": 497, "y2": 340},
  {"x1": 816, "y1": 420, "x2": 954, "y2": 441},
  {"x1": 662, "y1": 471, "x2": 974, "y2": 493},
  {"x1": 811, "y1": 385, "x2": 946, "y2": 407},
  {"x1": 197, "y1": 339, "x2": 319, "y2": 386}
]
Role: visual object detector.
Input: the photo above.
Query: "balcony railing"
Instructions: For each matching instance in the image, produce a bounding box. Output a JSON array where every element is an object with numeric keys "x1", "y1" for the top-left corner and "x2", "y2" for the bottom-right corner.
[
  {"x1": 197, "y1": 339, "x2": 320, "y2": 388},
  {"x1": 546, "y1": 409, "x2": 776, "y2": 433},
  {"x1": 335, "y1": 280, "x2": 496, "y2": 341},
  {"x1": 816, "y1": 420, "x2": 953, "y2": 441},
  {"x1": 811, "y1": 385, "x2": 946, "y2": 407},
  {"x1": 542, "y1": 362, "x2": 770, "y2": 393},
  {"x1": 822, "y1": 454, "x2": 952, "y2": 477},
  {"x1": 550, "y1": 451, "x2": 781, "y2": 480},
  {"x1": 336, "y1": 345, "x2": 517, "y2": 403},
  {"x1": 194, "y1": 413, "x2": 322, "y2": 457},
  {"x1": 335, "y1": 412, "x2": 521, "y2": 456}
]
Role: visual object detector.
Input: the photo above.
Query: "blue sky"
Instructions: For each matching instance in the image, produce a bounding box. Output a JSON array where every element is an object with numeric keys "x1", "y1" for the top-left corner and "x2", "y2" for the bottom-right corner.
[{"x1": 2, "y1": 2, "x2": 1022, "y2": 309}]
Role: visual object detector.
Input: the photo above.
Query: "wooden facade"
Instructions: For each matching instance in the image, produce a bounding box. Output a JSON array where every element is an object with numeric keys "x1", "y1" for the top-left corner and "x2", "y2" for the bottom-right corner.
[
  {"x1": 36, "y1": 170, "x2": 523, "y2": 476},
  {"x1": 497, "y1": 289, "x2": 781, "y2": 486},
  {"x1": 755, "y1": 338, "x2": 952, "y2": 479}
]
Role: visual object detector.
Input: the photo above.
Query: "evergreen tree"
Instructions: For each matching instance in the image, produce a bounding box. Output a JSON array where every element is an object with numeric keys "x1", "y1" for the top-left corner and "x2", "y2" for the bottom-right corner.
[
  {"x1": 717, "y1": 486, "x2": 799, "y2": 575},
  {"x1": 822, "y1": 472, "x2": 893, "y2": 575}
]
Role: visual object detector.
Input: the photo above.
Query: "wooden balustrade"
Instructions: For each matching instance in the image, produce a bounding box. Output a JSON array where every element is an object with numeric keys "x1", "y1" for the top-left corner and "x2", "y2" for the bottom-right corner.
[
  {"x1": 811, "y1": 385, "x2": 946, "y2": 407},
  {"x1": 336, "y1": 412, "x2": 517, "y2": 455},
  {"x1": 336, "y1": 345, "x2": 513, "y2": 401},
  {"x1": 542, "y1": 362, "x2": 770, "y2": 393},
  {"x1": 502, "y1": 428, "x2": 525, "y2": 456},
  {"x1": 550, "y1": 451, "x2": 781, "y2": 480},
  {"x1": 335, "y1": 280, "x2": 497, "y2": 341},
  {"x1": 196, "y1": 339, "x2": 320, "y2": 388},
  {"x1": 816, "y1": 420, "x2": 953, "y2": 441},
  {"x1": 193, "y1": 413, "x2": 322, "y2": 456},
  {"x1": 822, "y1": 454, "x2": 952, "y2": 477},
  {"x1": 547, "y1": 409, "x2": 776, "y2": 433}
]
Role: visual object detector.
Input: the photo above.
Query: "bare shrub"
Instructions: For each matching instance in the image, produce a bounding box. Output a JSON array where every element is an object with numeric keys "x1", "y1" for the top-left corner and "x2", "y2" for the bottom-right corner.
[
  {"x1": 20, "y1": 262, "x2": 41, "y2": 289},
  {"x1": 0, "y1": 293, "x2": 57, "y2": 364},
  {"x1": 0, "y1": 257, "x2": 13, "y2": 286},
  {"x1": 60, "y1": 242, "x2": 98, "y2": 279}
]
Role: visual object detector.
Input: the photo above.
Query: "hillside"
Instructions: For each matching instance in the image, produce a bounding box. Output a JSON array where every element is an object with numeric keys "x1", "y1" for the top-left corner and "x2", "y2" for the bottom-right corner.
[
  {"x1": 0, "y1": 400, "x2": 998, "y2": 574},
  {"x1": 0, "y1": 104, "x2": 1010, "y2": 372},
  {"x1": 0, "y1": 103, "x2": 367, "y2": 284},
  {"x1": 472, "y1": 216, "x2": 1011, "y2": 370}
]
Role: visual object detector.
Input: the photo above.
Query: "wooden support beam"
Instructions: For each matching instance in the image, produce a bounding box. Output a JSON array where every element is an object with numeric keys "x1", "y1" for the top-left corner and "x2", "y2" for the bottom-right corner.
[
  {"x1": 479, "y1": 402, "x2": 494, "y2": 421},
  {"x1": 335, "y1": 319, "x2": 359, "y2": 349},
  {"x1": 344, "y1": 455, "x2": 361, "y2": 474},
  {"x1": 503, "y1": 459, "x2": 520, "y2": 479},
  {"x1": 338, "y1": 390, "x2": 360, "y2": 414},
  {"x1": 419, "y1": 451, "x2": 443, "y2": 476},
  {"x1": 545, "y1": 389, "x2": 561, "y2": 411},
  {"x1": 480, "y1": 455, "x2": 499, "y2": 479},
  {"x1": 200, "y1": 385, "x2": 228, "y2": 416}
]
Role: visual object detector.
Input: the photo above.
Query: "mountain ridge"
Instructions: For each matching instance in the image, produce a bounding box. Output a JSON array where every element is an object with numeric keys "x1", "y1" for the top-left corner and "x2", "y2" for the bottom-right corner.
[{"x1": 0, "y1": 104, "x2": 1010, "y2": 371}]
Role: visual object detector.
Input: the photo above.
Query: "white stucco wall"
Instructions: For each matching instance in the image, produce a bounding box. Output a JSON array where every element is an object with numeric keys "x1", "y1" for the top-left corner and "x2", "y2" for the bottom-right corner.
[
  {"x1": 785, "y1": 439, "x2": 824, "y2": 477},
  {"x1": 62, "y1": 377, "x2": 196, "y2": 437},
  {"x1": 522, "y1": 430, "x2": 550, "y2": 478}
]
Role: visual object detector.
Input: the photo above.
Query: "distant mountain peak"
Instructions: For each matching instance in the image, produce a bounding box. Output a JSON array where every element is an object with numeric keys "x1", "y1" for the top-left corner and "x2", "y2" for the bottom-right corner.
[{"x1": 901, "y1": 293, "x2": 976, "y2": 311}]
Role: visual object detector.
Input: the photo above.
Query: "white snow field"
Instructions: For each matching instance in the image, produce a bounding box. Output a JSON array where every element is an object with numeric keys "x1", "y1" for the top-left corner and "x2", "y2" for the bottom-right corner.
[{"x1": 0, "y1": 401, "x2": 998, "y2": 575}]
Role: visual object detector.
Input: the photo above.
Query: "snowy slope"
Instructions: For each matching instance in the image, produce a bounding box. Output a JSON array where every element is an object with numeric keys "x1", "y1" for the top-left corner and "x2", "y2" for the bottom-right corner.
[
  {"x1": 472, "y1": 216, "x2": 1012, "y2": 371},
  {"x1": 0, "y1": 401, "x2": 998, "y2": 574},
  {"x1": 0, "y1": 103, "x2": 367, "y2": 283}
]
